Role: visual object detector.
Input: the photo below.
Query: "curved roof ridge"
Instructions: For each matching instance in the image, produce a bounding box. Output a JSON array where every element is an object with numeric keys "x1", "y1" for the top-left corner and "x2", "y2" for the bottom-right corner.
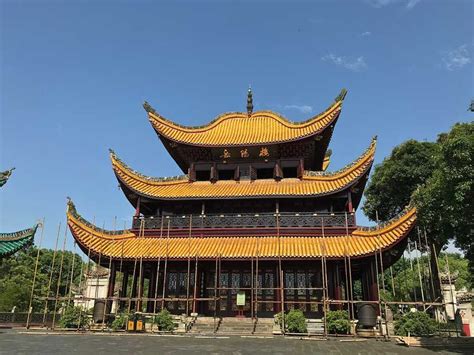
[
  {"x1": 0, "y1": 224, "x2": 38, "y2": 241},
  {"x1": 145, "y1": 89, "x2": 347, "y2": 132},
  {"x1": 303, "y1": 136, "x2": 377, "y2": 181},
  {"x1": 109, "y1": 150, "x2": 189, "y2": 186},
  {"x1": 110, "y1": 141, "x2": 374, "y2": 200},
  {"x1": 353, "y1": 206, "x2": 416, "y2": 237},
  {"x1": 146, "y1": 90, "x2": 346, "y2": 147},
  {"x1": 66, "y1": 198, "x2": 133, "y2": 238}
]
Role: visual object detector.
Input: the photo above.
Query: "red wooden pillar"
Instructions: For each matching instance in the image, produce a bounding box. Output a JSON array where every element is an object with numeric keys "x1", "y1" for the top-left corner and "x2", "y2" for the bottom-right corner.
[
  {"x1": 147, "y1": 270, "x2": 156, "y2": 313},
  {"x1": 130, "y1": 270, "x2": 138, "y2": 311},
  {"x1": 192, "y1": 263, "x2": 200, "y2": 314},
  {"x1": 369, "y1": 262, "x2": 379, "y2": 302},
  {"x1": 275, "y1": 264, "x2": 281, "y2": 313},
  {"x1": 120, "y1": 268, "x2": 129, "y2": 310},
  {"x1": 334, "y1": 264, "x2": 343, "y2": 310},
  {"x1": 134, "y1": 196, "x2": 141, "y2": 217},
  {"x1": 297, "y1": 159, "x2": 304, "y2": 178},
  {"x1": 347, "y1": 191, "x2": 353, "y2": 213},
  {"x1": 107, "y1": 262, "x2": 116, "y2": 313},
  {"x1": 188, "y1": 163, "x2": 196, "y2": 182}
]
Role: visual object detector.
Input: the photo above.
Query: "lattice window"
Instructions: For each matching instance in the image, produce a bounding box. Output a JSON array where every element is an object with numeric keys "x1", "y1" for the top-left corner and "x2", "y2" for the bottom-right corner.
[
  {"x1": 242, "y1": 273, "x2": 251, "y2": 288},
  {"x1": 168, "y1": 272, "x2": 177, "y2": 296},
  {"x1": 178, "y1": 272, "x2": 186, "y2": 295},
  {"x1": 285, "y1": 272, "x2": 295, "y2": 297},
  {"x1": 297, "y1": 273, "x2": 306, "y2": 296},
  {"x1": 231, "y1": 273, "x2": 240, "y2": 295},
  {"x1": 257, "y1": 274, "x2": 263, "y2": 295},
  {"x1": 264, "y1": 272, "x2": 274, "y2": 297}
]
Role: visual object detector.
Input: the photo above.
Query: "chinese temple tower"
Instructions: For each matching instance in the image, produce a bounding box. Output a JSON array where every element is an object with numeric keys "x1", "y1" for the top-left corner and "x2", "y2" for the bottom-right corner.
[{"x1": 67, "y1": 89, "x2": 416, "y2": 318}]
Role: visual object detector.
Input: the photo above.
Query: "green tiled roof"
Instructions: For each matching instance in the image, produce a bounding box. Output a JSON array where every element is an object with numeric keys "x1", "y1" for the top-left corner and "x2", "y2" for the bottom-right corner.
[{"x1": 0, "y1": 225, "x2": 37, "y2": 258}]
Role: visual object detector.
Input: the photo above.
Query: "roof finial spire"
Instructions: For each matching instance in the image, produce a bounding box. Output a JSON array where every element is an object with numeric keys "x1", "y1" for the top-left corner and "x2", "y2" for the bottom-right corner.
[{"x1": 247, "y1": 86, "x2": 253, "y2": 117}]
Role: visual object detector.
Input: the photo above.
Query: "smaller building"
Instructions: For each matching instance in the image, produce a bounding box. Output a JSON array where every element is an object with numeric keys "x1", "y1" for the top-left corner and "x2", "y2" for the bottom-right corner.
[{"x1": 74, "y1": 265, "x2": 117, "y2": 314}]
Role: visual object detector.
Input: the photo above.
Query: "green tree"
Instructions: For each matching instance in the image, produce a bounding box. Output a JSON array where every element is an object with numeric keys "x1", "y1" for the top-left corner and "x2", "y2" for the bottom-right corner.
[
  {"x1": 381, "y1": 253, "x2": 470, "y2": 302},
  {"x1": 413, "y1": 122, "x2": 474, "y2": 278},
  {"x1": 0, "y1": 247, "x2": 85, "y2": 312},
  {"x1": 362, "y1": 140, "x2": 437, "y2": 221},
  {"x1": 363, "y1": 122, "x2": 473, "y2": 293}
]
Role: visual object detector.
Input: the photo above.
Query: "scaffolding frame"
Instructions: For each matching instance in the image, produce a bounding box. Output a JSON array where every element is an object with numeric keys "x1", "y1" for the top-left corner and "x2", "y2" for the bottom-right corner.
[{"x1": 28, "y1": 211, "x2": 460, "y2": 338}]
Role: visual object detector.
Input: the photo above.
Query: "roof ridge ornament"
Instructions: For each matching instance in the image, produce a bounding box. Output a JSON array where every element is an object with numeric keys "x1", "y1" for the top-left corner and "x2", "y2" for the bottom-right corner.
[
  {"x1": 143, "y1": 101, "x2": 156, "y2": 114},
  {"x1": 335, "y1": 88, "x2": 348, "y2": 102},
  {"x1": 247, "y1": 86, "x2": 253, "y2": 117}
]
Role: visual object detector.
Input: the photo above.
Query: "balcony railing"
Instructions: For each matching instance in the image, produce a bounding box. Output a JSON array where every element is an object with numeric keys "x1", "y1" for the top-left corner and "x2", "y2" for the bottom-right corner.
[{"x1": 132, "y1": 212, "x2": 355, "y2": 230}]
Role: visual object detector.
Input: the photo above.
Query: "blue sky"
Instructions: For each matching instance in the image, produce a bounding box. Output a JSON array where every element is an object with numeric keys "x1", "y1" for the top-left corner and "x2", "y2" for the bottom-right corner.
[{"x1": 1, "y1": 0, "x2": 472, "y2": 252}]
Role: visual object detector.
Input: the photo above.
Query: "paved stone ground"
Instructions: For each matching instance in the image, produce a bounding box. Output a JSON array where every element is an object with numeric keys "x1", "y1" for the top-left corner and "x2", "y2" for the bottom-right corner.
[{"x1": 0, "y1": 330, "x2": 472, "y2": 355}]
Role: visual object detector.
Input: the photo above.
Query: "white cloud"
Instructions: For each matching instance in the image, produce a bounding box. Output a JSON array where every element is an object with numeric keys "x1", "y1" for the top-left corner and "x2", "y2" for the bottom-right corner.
[
  {"x1": 366, "y1": 0, "x2": 421, "y2": 9},
  {"x1": 442, "y1": 44, "x2": 471, "y2": 71},
  {"x1": 283, "y1": 105, "x2": 314, "y2": 114},
  {"x1": 360, "y1": 31, "x2": 372, "y2": 37},
  {"x1": 406, "y1": 0, "x2": 421, "y2": 9},
  {"x1": 321, "y1": 54, "x2": 368, "y2": 72}
]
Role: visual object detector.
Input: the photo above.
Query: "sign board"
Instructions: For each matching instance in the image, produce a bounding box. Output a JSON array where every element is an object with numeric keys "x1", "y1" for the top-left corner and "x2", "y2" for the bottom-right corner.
[{"x1": 236, "y1": 291, "x2": 246, "y2": 306}]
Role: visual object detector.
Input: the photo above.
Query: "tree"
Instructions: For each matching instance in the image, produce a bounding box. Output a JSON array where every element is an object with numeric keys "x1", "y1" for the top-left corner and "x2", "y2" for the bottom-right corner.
[
  {"x1": 362, "y1": 140, "x2": 437, "y2": 222},
  {"x1": 381, "y1": 253, "x2": 470, "y2": 302},
  {"x1": 413, "y1": 122, "x2": 474, "y2": 278},
  {"x1": 363, "y1": 122, "x2": 473, "y2": 293},
  {"x1": 0, "y1": 247, "x2": 85, "y2": 312}
]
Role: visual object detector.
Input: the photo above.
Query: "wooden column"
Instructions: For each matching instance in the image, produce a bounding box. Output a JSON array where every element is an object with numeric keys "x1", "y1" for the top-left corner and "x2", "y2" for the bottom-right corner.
[
  {"x1": 134, "y1": 196, "x2": 141, "y2": 217},
  {"x1": 136, "y1": 269, "x2": 145, "y2": 312},
  {"x1": 189, "y1": 163, "x2": 196, "y2": 182},
  {"x1": 107, "y1": 262, "x2": 117, "y2": 313},
  {"x1": 130, "y1": 272, "x2": 138, "y2": 311},
  {"x1": 275, "y1": 264, "x2": 281, "y2": 313},
  {"x1": 192, "y1": 258, "x2": 199, "y2": 314},
  {"x1": 147, "y1": 270, "x2": 156, "y2": 313},
  {"x1": 297, "y1": 159, "x2": 304, "y2": 178},
  {"x1": 120, "y1": 269, "x2": 129, "y2": 310},
  {"x1": 334, "y1": 264, "x2": 343, "y2": 310},
  {"x1": 369, "y1": 262, "x2": 379, "y2": 302},
  {"x1": 274, "y1": 161, "x2": 283, "y2": 181},
  {"x1": 347, "y1": 191, "x2": 353, "y2": 213},
  {"x1": 234, "y1": 166, "x2": 240, "y2": 181},
  {"x1": 210, "y1": 163, "x2": 217, "y2": 182}
]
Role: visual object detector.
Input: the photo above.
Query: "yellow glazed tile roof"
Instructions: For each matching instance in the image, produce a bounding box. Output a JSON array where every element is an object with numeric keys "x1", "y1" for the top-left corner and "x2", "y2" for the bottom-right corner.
[
  {"x1": 148, "y1": 90, "x2": 345, "y2": 147},
  {"x1": 66, "y1": 201, "x2": 416, "y2": 260},
  {"x1": 110, "y1": 137, "x2": 376, "y2": 200}
]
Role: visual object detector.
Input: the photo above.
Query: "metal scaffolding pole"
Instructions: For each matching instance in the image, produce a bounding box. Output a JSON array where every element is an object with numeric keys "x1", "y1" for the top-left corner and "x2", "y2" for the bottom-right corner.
[
  {"x1": 213, "y1": 255, "x2": 218, "y2": 332},
  {"x1": 42, "y1": 222, "x2": 61, "y2": 327},
  {"x1": 161, "y1": 220, "x2": 170, "y2": 311},
  {"x1": 77, "y1": 243, "x2": 91, "y2": 330},
  {"x1": 26, "y1": 219, "x2": 45, "y2": 329},
  {"x1": 66, "y1": 241, "x2": 77, "y2": 308},
  {"x1": 192, "y1": 255, "x2": 199, "y2": 314},
  {"x1": 127, "y1": 258, "x2": 138, "y2": 314},
  {"x1": 153, "y1": 217, "x2": 164, "y2": 314},
  {"x1": 186, "y1": 215, "x2": 192, "y2": 316},
  {"x1": 414, "y1": 240, "x2": 426, "y2": 308},
  {"x1": 52, "y1": 226, "x2": 68, "y2": 329}
]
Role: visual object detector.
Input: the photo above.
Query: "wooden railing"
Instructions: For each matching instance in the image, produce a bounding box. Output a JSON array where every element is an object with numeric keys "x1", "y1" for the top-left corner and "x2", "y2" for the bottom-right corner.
[{"x1": 132, "y1": 212, "x2": 355, "y2": 230}]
